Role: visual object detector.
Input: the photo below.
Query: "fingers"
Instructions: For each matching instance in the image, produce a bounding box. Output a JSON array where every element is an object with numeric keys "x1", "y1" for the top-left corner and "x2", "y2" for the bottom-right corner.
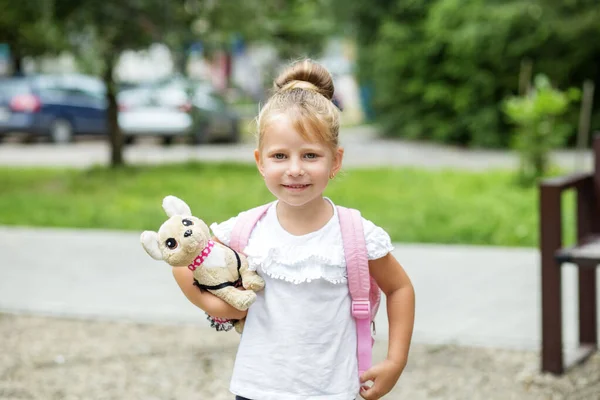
[
  {"x1": 359, "y1": 368, "x2": 379, "y2": 400},
  {"x1": 360, "y1": 383, "x2": 381, "y2": 400},
  {"x1": 360, "y1": 368, "x2": 376, "y2": 384}
]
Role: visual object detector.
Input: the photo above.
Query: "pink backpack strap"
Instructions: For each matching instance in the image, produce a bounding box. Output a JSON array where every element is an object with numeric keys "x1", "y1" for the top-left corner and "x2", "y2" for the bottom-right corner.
[
  {"x1": 337, "y1": 205, "x2": 372, "y2": 378},
  {"x1": 229, "y1": 203, "x2": 272, "y2": 253}
]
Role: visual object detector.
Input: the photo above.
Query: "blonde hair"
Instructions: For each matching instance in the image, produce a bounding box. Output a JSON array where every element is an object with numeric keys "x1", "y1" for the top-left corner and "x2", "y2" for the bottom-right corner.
[{"x1": 257, "y1": 59, "x2": 340, "y2": 153}]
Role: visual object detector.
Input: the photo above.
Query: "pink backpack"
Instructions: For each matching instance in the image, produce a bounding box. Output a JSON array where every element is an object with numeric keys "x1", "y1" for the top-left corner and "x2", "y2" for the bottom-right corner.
[{"x1": 229, "y1": 203, "x2": 381, "y2": 377}]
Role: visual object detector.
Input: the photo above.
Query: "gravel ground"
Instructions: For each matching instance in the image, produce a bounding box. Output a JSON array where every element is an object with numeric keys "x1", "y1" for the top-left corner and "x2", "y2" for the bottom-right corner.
[{"x1": 1, "y1": 313, "x2": 599, "y2": 400}]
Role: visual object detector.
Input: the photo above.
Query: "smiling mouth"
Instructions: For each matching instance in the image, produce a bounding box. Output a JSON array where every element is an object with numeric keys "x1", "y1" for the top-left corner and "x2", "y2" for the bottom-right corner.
[{"x1": 282, "y1": 184, "x2": 311, "y2": 189}]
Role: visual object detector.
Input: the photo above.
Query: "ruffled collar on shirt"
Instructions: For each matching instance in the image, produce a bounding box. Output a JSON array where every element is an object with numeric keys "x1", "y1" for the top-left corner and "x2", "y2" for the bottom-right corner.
[
  {"x1": 244, "y1": 199, "x2": 348, "y2": 284},
  {"x1": 245, "y1": 242, "x2": 347, "y2": 284}
]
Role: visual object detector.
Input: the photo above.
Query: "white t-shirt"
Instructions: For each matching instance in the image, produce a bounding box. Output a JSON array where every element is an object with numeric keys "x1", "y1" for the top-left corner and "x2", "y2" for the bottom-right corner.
[{"x1": 210, "y1": 198, "x2": 394, "y2": 400}]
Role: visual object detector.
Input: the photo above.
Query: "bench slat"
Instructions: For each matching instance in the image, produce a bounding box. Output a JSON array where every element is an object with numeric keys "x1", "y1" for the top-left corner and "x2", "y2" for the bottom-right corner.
[{"x1": 556, "y1": 236, "x2": 600, "y2": 267}]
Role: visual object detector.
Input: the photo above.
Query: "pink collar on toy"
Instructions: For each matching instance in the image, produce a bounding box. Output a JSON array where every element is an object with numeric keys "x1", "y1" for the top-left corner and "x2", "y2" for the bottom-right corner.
[{"x1": 188, "y1": 240, "x2": 215, "y2": 271}]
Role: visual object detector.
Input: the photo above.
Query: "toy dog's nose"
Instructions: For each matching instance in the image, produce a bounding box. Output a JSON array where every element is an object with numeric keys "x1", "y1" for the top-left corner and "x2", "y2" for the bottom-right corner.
[{"x1": 184, "y1": 229, "x2": 192, "y2": 238}]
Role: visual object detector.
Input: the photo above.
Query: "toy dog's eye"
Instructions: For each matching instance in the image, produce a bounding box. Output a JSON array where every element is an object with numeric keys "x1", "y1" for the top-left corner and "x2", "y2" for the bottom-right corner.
[
  {"x1": 182, "y1": 219, "x2": 193, "y2": 226},
  {"x1": 165, "y1": 238, "x2": 178, "y2": 249}
]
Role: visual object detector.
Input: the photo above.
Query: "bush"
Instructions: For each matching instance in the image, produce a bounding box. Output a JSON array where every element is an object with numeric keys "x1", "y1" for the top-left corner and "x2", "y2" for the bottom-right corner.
[
  {"x1": 354, "y1": 0, "x2": 600, "y2": 148},
  {"x1": 503, "y1": 74, "x2": 580, "y2": 185}
]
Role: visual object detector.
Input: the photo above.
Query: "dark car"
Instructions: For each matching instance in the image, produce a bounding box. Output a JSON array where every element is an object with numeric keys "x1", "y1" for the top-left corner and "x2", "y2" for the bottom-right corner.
[{"x1": 0, "y1": 74, "x2": 107, "y2": 143}]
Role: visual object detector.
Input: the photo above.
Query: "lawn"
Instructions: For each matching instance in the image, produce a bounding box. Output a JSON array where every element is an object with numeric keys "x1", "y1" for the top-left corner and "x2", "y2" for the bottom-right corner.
[{"x1": 0, "y1": 163, "x2": 576, "y2": 247}]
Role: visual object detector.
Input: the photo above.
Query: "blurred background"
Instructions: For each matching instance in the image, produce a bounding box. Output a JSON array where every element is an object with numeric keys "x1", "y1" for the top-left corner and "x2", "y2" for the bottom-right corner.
[
  {"x1": 1, "y1": 1, "x2": 598, "y2": 162},
  {"x1": 0, "y1": 0, "x2": 368, "y2": 157},
  {"x1": 2, "y1": 1, "x2": 600, "y2": 399}
]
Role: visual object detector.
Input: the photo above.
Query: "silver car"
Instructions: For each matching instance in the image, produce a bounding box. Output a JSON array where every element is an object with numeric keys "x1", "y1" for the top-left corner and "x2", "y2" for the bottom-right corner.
[{"x1": 118, "y1": 77, "x2": 240, "y2": 145}]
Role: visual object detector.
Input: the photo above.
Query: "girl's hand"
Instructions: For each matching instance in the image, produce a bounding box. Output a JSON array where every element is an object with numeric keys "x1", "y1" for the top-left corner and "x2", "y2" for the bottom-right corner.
[{"x1": 359, "y1": 359, "x2": 405, "y2": 400}]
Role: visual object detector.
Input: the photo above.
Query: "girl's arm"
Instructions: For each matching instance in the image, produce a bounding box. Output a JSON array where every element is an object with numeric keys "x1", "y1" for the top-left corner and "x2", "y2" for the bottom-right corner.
[
  {"x1": 360, "y1": 252, "x2": 415, "y2": 399},
  {"x1": 172, "y1": 268, "x2": 248, "y2": 319},
  {"x1": 171, "y1": 237, "x2": 248, "y2": 320}
]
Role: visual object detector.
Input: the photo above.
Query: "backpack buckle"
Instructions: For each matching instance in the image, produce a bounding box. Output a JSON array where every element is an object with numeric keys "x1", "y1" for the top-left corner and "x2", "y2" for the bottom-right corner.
[{"x1": 351, "y1": 300, "x2": 371, "y2": 319}]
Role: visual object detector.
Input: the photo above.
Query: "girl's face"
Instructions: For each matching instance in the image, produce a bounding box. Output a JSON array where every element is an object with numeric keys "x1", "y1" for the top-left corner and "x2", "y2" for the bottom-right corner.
[{"x1": 254, "y1": 114, "x2": 343, "y2": 208}]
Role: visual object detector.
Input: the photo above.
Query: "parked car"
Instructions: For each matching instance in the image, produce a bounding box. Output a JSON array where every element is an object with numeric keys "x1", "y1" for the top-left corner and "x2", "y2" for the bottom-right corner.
[
  {"x1": 0, "y1": 74, "x2": 107, "y2": 143},
  {"x1": 0, "y1": 73, "x2": 240, "y2": 145},
  {"x1": 118, "y1": 76, "x2": 240, "y2": 145}
]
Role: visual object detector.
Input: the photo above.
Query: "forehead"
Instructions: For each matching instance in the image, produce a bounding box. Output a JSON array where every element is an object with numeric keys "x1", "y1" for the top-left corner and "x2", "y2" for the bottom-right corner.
[
  {"x1": 158, "y1": 216, "x2": 183, "y2": 236},
  {"x1": 262, "y1": 115, "x2": 327, "y2": 150}
]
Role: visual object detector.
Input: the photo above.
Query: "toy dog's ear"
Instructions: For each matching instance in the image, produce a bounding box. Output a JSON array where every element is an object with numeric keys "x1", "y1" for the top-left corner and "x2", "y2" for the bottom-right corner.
[
  {"x1": 162, "y1": 195, "x2": 192, "y2": 217},
  {"x1": 140, "y1": 231, "x2": 163, "y2": 260}
]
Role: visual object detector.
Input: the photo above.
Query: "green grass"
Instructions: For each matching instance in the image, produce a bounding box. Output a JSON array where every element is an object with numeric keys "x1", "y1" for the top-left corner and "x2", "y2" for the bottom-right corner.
[{"x1": 0, "y1": 163, "x2": 576, "y2": 247}]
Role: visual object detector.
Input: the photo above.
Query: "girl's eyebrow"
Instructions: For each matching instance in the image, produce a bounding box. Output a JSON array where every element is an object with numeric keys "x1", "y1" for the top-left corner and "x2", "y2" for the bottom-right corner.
[
  {"x1": 300, "y1": 145, "x2": 325, "y2": 152},
  {"x1": 265, "y1": 147, "x2": 287, "y2": 154},
  {"x1": 265, "y1": 144, "x2": 325, "y2": 153}
]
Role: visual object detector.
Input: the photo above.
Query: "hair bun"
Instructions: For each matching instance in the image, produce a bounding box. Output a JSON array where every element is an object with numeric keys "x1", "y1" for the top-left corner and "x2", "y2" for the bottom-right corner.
[{"x1": 274, "y1": 59, "x2": 334, "y2": 100}]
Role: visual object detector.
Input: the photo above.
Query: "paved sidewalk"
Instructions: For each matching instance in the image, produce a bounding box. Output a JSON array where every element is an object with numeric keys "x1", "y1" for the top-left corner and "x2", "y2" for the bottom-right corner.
[{"x1": 0, "y1": 225, "x2": 595, "y2": 353}]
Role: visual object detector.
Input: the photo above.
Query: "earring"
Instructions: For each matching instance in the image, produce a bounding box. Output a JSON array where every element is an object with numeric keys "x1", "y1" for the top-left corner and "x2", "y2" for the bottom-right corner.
[{"x1": 329, "y1": 172, "x2": 335, "y2": 179}]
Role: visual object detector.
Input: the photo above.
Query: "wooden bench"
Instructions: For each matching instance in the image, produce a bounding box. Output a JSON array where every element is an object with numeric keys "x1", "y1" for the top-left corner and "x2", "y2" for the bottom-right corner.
[{"x1": 539, "y1": 134, "x2": 600, "y2": 374}]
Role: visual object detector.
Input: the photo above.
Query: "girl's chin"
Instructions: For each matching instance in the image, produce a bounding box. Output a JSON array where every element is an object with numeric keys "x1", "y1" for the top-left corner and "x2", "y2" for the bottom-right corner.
[{"x1": 276, "y1": 194, "x2": 328, "y2": 209}]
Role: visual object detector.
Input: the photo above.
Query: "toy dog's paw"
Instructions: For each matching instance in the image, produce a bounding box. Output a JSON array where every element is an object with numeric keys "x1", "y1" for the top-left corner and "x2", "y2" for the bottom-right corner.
[
  {"x1": 236, "y1": 290, "x2": 257, "y2": 311},
  {"x1": 234, "y1": 319, "x2": 245, "y2": 334},
  {"x1": 243, "y1": 275, "x2": 265, "y2": 292}
]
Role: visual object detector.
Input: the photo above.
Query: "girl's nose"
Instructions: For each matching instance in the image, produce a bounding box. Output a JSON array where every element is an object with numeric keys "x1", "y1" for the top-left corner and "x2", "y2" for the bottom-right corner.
[
  {"x1": 287, "y1": 159, "x2": 304, "y2": 177},
  {"x1": 286, "y1": 169, "x2": 306, "y2": 177}
]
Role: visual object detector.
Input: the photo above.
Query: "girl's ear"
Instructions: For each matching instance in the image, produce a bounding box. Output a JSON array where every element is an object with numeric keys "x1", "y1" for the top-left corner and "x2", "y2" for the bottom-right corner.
[
  {"x1": 331, "y1": 147, "x2": 344, "y2": 176},
  {"x1": 254, "y1": 149, "x2": 265, "y2": 177}
]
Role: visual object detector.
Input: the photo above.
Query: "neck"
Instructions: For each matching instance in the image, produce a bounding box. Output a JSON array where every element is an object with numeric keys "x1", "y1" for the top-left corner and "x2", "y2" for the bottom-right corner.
[
  {"x1": 276, "y1": 197, "x2": 333, "y2": 235},
  {"x1": 188, "y1": 240, "x2": 215, "y2": 271}
]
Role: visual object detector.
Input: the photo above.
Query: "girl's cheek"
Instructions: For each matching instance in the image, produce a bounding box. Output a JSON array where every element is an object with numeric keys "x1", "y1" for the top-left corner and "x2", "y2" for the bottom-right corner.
[
  {"x1": 264, "y1": 162, "x2": 287, "y2": 175},
  {"x1": 306, "y1": 159, "x2": 330, "y2": 172}
]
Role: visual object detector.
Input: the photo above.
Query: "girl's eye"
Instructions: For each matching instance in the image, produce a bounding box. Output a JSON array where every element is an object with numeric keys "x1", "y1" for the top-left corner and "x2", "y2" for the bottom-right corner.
[
  {"x1": 304, "y1": 153, "x2": 318, "y2": 159},
  {"x1": 273, "y1": 153, "x2": 286, "y2": 160}
]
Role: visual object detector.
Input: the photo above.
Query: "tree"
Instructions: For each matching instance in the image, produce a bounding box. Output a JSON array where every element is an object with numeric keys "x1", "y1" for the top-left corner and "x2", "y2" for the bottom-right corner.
[
  {"x1": 3, "y1": 1, "x2": 336, "y2": 166},
  {"x1": 343, "y1": 0, "x2": 600, "y2": 148},
  {"x1": 0, "y1": 0, "x2": 64, "y2": 75},
  {"x1": 55, "y1": 0, "x2": 187, "y2": 167},
  {"x1": 191, "y1": 0, "x2": 336, "y2": 90}
]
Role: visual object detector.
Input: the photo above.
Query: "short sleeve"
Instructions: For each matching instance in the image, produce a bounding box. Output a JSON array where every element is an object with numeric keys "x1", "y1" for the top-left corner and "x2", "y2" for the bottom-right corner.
[
  {"x1": 209, "y1": 214, "x2": 240, "y2": 247},
  {"x1": 362, "y1": 218, "x2": 394, "y2": 260}
]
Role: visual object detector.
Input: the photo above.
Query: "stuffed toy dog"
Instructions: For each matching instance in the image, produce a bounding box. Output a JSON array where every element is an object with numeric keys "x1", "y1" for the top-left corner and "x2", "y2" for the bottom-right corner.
[{"x1": 140, "y1": 195, "x2": 264, "y2": 333}]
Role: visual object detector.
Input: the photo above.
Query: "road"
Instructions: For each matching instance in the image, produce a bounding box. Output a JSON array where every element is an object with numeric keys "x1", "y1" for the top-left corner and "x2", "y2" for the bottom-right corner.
[{"x1": 0, "y1": 126, "x2": 593, "y2": 171}]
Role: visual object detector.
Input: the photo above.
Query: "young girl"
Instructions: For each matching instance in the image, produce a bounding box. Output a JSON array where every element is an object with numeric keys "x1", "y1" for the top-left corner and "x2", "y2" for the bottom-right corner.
[{"x1": 173, "y1": 59, "x2": 415, "y2": 400}]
